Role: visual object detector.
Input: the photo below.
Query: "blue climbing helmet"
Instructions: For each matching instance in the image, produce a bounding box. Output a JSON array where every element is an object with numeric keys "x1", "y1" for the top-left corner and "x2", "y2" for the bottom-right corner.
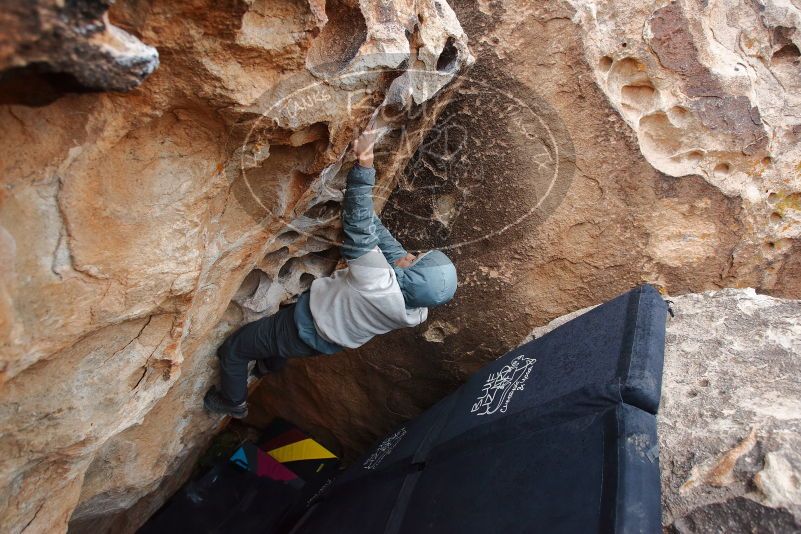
[{"x1": 395, "y1": 249, "x2": 457, "y2": 308}]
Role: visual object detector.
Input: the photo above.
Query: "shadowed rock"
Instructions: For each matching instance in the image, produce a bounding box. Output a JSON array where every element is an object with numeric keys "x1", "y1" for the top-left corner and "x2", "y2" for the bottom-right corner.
[{"x1": 0, "y1": 0, "x2": 159, "y2": 103}]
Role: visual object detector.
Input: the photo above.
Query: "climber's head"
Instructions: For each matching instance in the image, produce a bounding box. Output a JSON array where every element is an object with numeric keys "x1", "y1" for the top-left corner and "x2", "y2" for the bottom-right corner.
[{"x1": 395, "y1": 250, "x2": 457, "y2": 308}]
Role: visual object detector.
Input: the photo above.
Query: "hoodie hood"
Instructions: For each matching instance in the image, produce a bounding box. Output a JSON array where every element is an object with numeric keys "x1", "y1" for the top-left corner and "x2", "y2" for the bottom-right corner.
[{"x1": 394, "y1": 249, "x2": 457, "y2": 308}]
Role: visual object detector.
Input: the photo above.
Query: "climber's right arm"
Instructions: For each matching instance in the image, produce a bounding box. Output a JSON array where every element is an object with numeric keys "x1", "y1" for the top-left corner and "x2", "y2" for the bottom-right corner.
[{"x1": 341, "y1": 163, "x2": 380, "y2": 261}]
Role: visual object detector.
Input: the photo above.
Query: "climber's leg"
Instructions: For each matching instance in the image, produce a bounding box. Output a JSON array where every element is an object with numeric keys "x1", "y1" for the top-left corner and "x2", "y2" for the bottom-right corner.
[
  {"x1": 205, "y1": 303, "x2": 316, "y2": 417},
  {"x1": 216, "y1": 311, "x2": 286, "y2": 402}
]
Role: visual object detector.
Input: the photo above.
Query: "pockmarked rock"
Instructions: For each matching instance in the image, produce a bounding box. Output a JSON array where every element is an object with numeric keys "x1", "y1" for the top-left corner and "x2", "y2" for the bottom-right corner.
[
  {"x1": 568, "y1": 0, "x2": 801, "y2": 258},
  {"x1": 659, "y1": 289, "x2": 801, "y2": 532},
  {"x1": 251, "y1": 0, "x2": 801, "y2": 466},
  {"x1": 0, "y1": 0, "x2": 472, "y2": 532},
  {"x1": 3, "y1": 0, "x2": 801, "y2": 532}
]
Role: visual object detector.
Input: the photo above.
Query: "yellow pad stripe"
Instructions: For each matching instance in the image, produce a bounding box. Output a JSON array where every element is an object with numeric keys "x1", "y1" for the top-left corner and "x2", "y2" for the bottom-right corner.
[{"x1": 267, "y1": 438, "x2": 336, "y2": 463}]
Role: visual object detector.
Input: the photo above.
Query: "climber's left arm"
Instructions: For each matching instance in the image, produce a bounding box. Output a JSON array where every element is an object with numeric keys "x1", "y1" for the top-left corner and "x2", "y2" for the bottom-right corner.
[
  {"x1": 347, "y1": 126, "x2": 414, "y2": 266},
  {"x1": 372, "y1": 214, "x2": 411, "y2": 265}
]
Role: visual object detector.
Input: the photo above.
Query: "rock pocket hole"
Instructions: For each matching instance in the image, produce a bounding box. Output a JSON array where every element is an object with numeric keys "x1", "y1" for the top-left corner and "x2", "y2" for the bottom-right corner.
[
  {"x1": 289, "y1": 122, "x2": 330, "y2": 148},
  {"x1": 437, "y1": 37, "x2": 459, "y2": 72},
  {"x1": 304, "y1": 199, "x2": 340, "y2": 221},
  {"x1": 621, "y1": 83, "x2": 656, "y2": 111},
  {"x1": 771, "y1": 43, "x2": 800, "y2": 66},
  {"x1": 0, "y1": 63, "x2": 94, "y2": 107},
  {"x1": 639, "y1": 112, "x2": 682, "y2": 155},
  {"x1": 599, "y1": 56, "x2": 613, "y2": 72},
  {"x1": 234, "y1": 269, "x2": 274, "y2": 315},
  {"x1": 306, "y1": 0, "x2": 367, "y2": 77},
  {"x1": 277, "y1": 230, "x2": 300, "y2": 244},
  {"x1": 234, "y1": 270, "x2": 262, "y2": 301},
  {"x1": 264, "y1": 247, "x2": 290, "y2": 268},
  {"x1": 278, "y1": 258, "x2": 297, "y2": 279},
  {"x1": 770, "y1": 212, "x2": 783, "y2": 223},
  {"x1": 686, "y1": 151, "x2": 703, "y2": 164},
  {"x1": 668, "y1": 106, "x2": 691, "y2": 126},
  {"x1": 713, "y1": 162, "x2": 731, "y2": 178},
  {"x1": 299, "y1": 272, "x2": 315, "y2": 290}
]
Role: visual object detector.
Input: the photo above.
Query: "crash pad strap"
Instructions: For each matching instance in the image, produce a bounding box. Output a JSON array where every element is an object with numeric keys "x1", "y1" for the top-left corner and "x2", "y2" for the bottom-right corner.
[
  {"x1": 383, "y1": 470, "x2": 422, "y2": 534},
  {"x1": 598, "y1": 407, "x2": 620, "y2": 533},
  {"x1": 412, "y1": 394, "x2": 460, "y2": 464}
]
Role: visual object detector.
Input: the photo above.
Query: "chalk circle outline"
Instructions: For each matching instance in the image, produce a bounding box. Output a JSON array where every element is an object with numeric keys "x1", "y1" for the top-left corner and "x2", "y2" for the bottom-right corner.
[{"x1": 239, "y1": 62, "x2": 571, "y2": 255}]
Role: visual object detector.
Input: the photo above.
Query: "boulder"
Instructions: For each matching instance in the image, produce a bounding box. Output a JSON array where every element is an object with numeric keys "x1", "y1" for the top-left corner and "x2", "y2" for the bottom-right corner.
[
  {"x1": 0, "y1": 0, "x2": 159, "y2": 100},
  {"x1": 2, "y1": 0, "x2": 801, "y2": 531},
  {"x1": 0, "y1": 1, "x2": 472, "y2": 532},
  {"x1": 252, "y1": 0, "x2": 801, "y2": 461},
  {"x1": 660, "y1": 289, "x2": 801, "y2": 532}
]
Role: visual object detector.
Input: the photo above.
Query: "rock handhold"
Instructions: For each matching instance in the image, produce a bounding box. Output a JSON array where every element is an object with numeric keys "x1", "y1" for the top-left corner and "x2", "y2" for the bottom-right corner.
[{"x1": 0, "y1": 0, "x2": 159, "y2": 95}]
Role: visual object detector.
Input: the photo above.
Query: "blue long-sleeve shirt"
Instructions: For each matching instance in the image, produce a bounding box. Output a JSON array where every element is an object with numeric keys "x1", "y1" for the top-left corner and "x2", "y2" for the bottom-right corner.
[
  {"x1": 294, "y1": 163, "x2": 426, "y2": 353},
  {"x1": 340, "y1": 164, "x2": 408, "y2": 264}
]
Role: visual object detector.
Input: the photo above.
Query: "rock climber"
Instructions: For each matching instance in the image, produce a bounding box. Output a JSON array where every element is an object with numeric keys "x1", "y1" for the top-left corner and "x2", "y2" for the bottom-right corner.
[{"x1": 203, "y1": 124, "x2": 458, "y2": 418}]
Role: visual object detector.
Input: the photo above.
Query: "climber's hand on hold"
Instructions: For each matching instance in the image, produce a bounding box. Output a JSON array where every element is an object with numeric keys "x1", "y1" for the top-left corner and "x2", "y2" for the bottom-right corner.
[
  {"x1": 395, "y1": 253, "x2": 416, "y2": 268},
  {"x1": 352, "y1": 127, "x2": 376, "y2": 168}
]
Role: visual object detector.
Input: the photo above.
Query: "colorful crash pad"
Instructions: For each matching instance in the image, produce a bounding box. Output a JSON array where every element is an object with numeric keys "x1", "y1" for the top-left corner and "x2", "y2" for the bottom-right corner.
[
  {"x1": 139, "y1": 420, "x2": 339, "y2": 534},
  {"x1": 229, "y1": 443, "x2": 300, "y2": 484}
]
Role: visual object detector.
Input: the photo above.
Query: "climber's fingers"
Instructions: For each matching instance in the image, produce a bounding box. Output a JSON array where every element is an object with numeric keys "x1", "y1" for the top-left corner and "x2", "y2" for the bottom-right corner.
[{"x1": 353, "y1": 129, "x2": 377, "y2": 157}]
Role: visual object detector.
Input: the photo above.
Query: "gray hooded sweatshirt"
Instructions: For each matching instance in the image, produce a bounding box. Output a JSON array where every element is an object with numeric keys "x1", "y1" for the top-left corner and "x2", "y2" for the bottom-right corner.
[{"x1": 295, "y1": 164, "x2": 456, "y2": 351}]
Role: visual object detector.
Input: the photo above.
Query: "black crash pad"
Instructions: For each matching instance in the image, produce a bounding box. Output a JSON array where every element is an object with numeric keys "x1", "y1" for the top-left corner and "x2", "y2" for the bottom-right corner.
[{"x1": 294, "y1": 284, "x2": 667, "y2": 534}]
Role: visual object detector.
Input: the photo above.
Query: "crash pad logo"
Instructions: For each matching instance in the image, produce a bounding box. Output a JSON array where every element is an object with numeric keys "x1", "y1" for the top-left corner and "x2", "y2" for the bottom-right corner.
[
  {"x1": 363, "y1": 427, "x2": 407, "y2": 470},
  {"x1": 471, "y1": 355, "x2": 537, "y2": 416}
]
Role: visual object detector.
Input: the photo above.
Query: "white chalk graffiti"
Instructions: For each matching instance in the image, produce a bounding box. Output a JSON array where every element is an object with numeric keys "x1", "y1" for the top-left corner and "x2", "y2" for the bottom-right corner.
[
  {"x1": 471, "y1": 355, "x2": 537, "y2": 416},
  {"x1": 363, "y1": 427, "x2": 407, "y2": 470}
]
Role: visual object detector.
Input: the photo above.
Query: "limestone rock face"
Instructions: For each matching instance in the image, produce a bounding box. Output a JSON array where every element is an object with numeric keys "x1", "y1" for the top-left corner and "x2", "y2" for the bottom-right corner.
[
  {"x1": 568, "y1": 0, "x2": 801, "y2": 271},
  {"x1": 0, "y1": 1, "x2": 472, "y2": 532},
  {"x1": 529, "y1": 289, "x2": 801, "y2": 532},
  {"x1": 2, "y1": 0, "x2": 801, "y2": 532},
  {"x1": 250, "y1": 0, "x2": 801, "y2": 465},
  {"x1": 659, "y1": 289, "x2": 801, "y2": 532}
]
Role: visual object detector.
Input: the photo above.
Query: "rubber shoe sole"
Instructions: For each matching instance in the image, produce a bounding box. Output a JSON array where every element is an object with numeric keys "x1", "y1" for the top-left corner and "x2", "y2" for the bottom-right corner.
[{"x1": 203, "y1": 387, "x2": 248, "y2": 419}]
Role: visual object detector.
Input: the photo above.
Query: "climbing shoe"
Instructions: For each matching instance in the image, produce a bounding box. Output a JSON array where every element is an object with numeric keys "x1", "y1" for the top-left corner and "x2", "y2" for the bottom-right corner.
[{"x1": 203, "y1": 387, "x2": 248, "y2": 419}]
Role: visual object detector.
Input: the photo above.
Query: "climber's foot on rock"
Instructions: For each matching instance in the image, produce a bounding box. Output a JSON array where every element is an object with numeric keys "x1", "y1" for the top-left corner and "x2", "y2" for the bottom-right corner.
[{"x1": 203, "y1": 387, "x2": 248, "y2": 419}]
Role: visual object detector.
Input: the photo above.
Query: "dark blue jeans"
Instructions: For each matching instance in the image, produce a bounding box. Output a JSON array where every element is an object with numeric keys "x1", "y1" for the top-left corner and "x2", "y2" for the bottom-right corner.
[{"x1": 217, "y1": 303, "x2": 316, "y2": 404}]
